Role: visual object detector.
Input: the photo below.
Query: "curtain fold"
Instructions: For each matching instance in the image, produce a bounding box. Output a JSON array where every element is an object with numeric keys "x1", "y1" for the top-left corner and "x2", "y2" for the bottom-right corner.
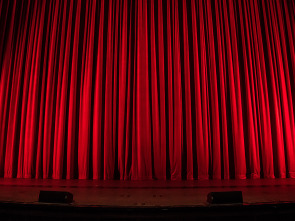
[{"x1": 0, "y1": 0, "x2": 295, "y2": 180}]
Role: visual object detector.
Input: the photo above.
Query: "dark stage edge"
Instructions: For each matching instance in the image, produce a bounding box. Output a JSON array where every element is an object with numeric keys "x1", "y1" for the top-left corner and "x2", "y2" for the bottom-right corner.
[
  {"x1": 1, "y1": 178, "x2": 295, "y2": 220},
  {"x1": 1, "y1": 201, "x2": 295, "y2": 221}
]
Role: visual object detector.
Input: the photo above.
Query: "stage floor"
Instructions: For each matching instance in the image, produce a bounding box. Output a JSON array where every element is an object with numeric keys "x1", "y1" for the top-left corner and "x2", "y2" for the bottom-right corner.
[{"x1": 0, "y1": 178, "x2": 295, "y2": 207}]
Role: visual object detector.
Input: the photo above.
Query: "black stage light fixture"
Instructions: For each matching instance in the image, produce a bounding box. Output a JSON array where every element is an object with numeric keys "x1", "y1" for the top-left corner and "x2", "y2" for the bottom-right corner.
[
  {"x1": 38, "y1": 191, "x2": 74, "y2": 204},
  {"x1": 207, "y1": 191, "x2": 243, "y2": 204}
]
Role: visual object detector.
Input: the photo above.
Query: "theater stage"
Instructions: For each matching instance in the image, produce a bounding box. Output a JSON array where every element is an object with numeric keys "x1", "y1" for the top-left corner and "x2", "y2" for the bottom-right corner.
[
  {"x1": 0, "y1": 178, "x2": 295, "y2": 220},
  {"x1": 0, "y1": 178, "x2": 295, "y2": 207}
]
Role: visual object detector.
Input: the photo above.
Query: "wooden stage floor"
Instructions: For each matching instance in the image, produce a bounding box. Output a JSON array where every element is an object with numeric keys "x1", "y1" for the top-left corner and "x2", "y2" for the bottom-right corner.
[{"x1": 0, "y1": 178, "x2": 295, "y2": 207}]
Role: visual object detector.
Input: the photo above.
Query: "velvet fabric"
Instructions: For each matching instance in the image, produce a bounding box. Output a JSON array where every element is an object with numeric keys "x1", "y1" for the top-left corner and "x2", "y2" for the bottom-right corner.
[{"x1": 0, "y1": 0, "x2": 295, "y2": 180}]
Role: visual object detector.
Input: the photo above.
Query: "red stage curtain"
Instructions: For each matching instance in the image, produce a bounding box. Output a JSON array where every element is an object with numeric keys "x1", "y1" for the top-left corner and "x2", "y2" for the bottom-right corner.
[{"x1": 0, "y1": 0, "x2": 295, "y2": 180}]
